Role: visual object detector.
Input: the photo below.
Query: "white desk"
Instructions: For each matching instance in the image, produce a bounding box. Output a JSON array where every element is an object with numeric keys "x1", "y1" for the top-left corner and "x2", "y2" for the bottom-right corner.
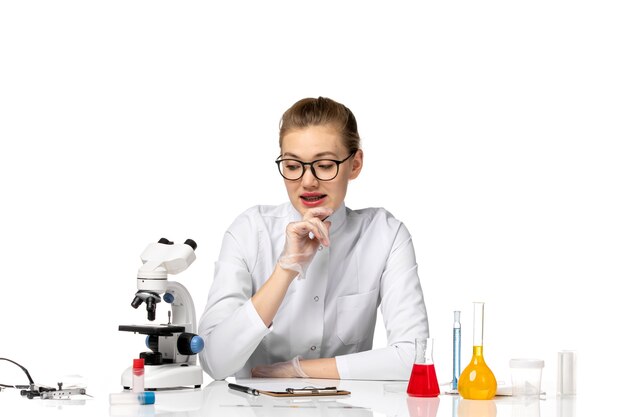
[{"x1": 0, "y1": 378, "x2": 580, "y2": 417}]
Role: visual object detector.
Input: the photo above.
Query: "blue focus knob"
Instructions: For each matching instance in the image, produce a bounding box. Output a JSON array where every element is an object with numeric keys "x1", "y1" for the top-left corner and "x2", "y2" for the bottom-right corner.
[
  {"x1": 177, "y1": 333, "x2": 204, "y2": 355},
  {"x1": 163, "y1": 293, "x2": 175, "y2": 303},
  {"x1": 190, "y1": 335, "x2": 204, "y2": 354}
]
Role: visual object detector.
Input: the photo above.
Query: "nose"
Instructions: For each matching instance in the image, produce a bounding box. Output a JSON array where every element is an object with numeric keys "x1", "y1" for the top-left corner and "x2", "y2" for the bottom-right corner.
[{"x1": 301, "y1": 165, "x2": 319, "y2": 187}]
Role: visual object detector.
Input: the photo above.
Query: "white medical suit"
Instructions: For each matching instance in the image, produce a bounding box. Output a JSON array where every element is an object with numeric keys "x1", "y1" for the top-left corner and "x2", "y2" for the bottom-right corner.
[{"x1": 198, "y1": 202, "x2": 429, "y2": 380}]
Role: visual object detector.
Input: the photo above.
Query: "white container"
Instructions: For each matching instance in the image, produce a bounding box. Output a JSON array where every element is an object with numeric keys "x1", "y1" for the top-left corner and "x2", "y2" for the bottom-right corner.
[
  {"x1": 509, "y1": 358, "x2": 544, "y2": 396},
  {"x1": 132, "y1": 358, "x2": 145, "y2": 393},
  {"x1": 109, "y1": 392, "x2": 155, "y2": 405},
  {"x1": 557, "y1": 350, "x2": 576, "y2": 396}
]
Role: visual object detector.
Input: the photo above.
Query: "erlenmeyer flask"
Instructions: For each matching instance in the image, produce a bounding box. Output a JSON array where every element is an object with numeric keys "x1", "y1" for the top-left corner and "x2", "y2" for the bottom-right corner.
[
  {"x1": 458, "y1": 302, "x2": 497, "y2": 400},
  {"x1": 407, "y1": 338, "x2": 440, "y2": 397}
]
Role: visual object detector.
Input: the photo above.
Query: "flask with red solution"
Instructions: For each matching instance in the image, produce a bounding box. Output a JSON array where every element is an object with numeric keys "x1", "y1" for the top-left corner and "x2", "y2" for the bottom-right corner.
[{"x1": 407, "y1": 338, "x2": 440, "y2": 397}]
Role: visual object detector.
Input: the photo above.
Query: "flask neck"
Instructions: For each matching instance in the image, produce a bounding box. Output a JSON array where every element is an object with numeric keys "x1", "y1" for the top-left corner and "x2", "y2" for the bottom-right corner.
[
  {"x1": 414, "y1": 338, "x2": 435, "y2": 365},
  {"x1": 472, "y1": 302, "x2": 485, "y2": 346},
  {"x1": 470, "y1": 345, "x2": 488, "y2": 364},
  {"x1": 472, "y1": 345, "x2": 485, "y2": 357}
]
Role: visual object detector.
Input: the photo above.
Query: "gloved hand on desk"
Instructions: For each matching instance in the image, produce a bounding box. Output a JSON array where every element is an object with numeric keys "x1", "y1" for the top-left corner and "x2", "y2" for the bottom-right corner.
[{"x1": 251, "y1": 356, "x2": 309, "y2": 378}]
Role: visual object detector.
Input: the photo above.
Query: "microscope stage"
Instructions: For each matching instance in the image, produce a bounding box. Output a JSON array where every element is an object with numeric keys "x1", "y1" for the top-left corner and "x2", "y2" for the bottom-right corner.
[{"x1": 119, "y1": 324, "x2": 186, "y2": 336}]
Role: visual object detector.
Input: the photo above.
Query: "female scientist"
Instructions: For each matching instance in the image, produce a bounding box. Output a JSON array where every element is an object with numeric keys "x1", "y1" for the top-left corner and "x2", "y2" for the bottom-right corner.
[{"x1": 198, "y1": 97, "x2": 429, "y2": 380}]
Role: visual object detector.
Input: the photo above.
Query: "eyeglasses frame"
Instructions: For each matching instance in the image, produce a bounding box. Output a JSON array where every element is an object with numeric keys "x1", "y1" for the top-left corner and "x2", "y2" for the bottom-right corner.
[{"x1": 275, "y1": 151, "x2": 357, "y2": 181}]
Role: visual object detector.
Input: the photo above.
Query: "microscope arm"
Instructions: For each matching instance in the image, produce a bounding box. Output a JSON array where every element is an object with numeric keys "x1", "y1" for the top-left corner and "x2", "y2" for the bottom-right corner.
[{"x1": 165, "y1": 281, "x2": 197, "y2": 334}]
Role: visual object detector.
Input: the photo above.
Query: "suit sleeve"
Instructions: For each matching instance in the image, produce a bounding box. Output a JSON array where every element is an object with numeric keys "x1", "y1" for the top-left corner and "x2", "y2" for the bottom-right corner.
[
  {"x1": 335, "y1": 223, "x2": 429, "y2": 380},
  {"x1": 197, "y1": 222, "x2": 271, "y2": 380}
]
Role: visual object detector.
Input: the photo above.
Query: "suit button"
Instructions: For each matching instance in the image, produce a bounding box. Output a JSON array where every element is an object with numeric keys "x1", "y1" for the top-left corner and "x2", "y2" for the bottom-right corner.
[
  {"x1": 310, "y1": 346, "x2": 317, "y2": 351},
  {"x1": 313, "y1": 296, "x2": 319, "y2": 302}
]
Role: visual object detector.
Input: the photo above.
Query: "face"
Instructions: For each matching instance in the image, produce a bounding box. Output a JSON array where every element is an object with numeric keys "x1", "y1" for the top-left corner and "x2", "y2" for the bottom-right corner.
[{"x1": 280, "y1": 124, "x2": 363, "y2": 216}]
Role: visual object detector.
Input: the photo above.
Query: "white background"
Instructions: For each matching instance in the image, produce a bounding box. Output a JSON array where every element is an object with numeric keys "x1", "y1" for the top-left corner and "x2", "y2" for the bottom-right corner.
[{"x1": 1, "y1": 0, "x2": 624, "y2": 413}]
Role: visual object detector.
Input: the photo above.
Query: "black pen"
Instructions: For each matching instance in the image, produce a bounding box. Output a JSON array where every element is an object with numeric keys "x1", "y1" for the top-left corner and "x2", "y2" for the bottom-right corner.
[{"x1": 228, "y1": 383, "x2": 260, "y2": 396}]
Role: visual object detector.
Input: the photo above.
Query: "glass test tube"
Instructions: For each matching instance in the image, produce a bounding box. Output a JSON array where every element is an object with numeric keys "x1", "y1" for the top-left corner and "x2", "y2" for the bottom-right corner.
[{"x1": 452, "y1": 311, "x2": 461, "y2": 391}]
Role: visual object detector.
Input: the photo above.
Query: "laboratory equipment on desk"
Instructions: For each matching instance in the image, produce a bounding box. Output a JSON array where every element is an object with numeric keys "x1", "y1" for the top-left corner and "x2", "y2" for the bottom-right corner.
[
  {"x1": 110, "y1": 391, "x2": 156, "y2": 405},
  {"x1": 509, "y1": 358, "x2": 544, "y2": 397},
  {"x1": 118, "y1": 238, "x2": 204, "y2": 390},
  {"x1": 458, "y1": 302, "x2": 497, "y2": 400},
  {"x1": 1, "y1": 357, "x2": 92, "y2": 401},
  {"x1": 452, "y1": 310, "x2": 461, "y2": 392},
  {"x1": 557, "y1": 350, "x2": 577, "y2": 396},
  {"x1": 132, "y1": 358, "x2": 145, "y2": 392},
  {"x1": 407, "y1": 337, "x2": 440, "y2": 397}
]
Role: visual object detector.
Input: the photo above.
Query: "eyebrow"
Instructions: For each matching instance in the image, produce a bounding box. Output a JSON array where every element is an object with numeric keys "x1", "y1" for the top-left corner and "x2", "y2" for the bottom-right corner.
[{"x1": 282, "y1": 151, "x2": 339, "y2": 159}]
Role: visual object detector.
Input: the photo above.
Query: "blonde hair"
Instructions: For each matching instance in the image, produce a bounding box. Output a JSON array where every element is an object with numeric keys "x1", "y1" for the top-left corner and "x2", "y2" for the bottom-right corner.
[{"x1": 279, "y1": 97, "x2": 361, "y2": 153}]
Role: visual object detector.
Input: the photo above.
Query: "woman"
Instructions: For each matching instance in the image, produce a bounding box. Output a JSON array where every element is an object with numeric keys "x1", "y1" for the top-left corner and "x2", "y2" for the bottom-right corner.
[{"x1": 199, "y1": 97, "x2": 429, "y2": 380}]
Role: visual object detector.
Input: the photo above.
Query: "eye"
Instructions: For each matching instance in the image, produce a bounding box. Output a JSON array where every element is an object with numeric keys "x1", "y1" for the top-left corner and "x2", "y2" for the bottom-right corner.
[
  {"x1": 315, "y1": 161, "x2": 335, "y2": 171},
  {"x1": 283, "y1": 161, "x2": 302, "y2": 171}
]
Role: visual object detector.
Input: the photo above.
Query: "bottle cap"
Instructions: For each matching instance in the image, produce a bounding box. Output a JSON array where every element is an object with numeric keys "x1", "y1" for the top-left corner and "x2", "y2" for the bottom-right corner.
[
  {"x1": 509, "y1": 358, "x2": 544, "y2": 368},
  {"x1": 139, "y1": 391, "x2": 155, "y2": 405},
  {"x1": 133, "y1": 358, "x2": 145, "y2": 369}
]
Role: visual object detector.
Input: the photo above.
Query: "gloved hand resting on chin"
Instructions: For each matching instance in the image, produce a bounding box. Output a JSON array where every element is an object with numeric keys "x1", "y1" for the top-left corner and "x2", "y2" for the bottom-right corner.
[{"x1": 278, "y1": 207, "x2": 333, "y2": 279}]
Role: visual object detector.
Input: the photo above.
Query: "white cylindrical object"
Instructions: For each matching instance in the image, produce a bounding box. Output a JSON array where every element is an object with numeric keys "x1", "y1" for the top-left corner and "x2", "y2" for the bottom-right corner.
[
  {"x1": 509, "y1": 358, "x2": 544, "y2": 396},
  {"x1": 557, "y1": 350, "x2": 576, "y2": 396},
  {"x1": 132, "y1": 358, "x2": 145, "y2": 393},
  {"x1": 109, "y1": 392, "x2": 155, "y2": 405},
  {"x1": 472, "y1": 302, "x2": 485, "y2": 346},
  {"x1": 452, "y1": 310, "x2": 461, "y2": 391}
]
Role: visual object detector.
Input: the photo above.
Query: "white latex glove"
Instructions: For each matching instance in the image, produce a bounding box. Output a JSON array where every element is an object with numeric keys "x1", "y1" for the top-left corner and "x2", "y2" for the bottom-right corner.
[
  {"x1": 278, "y1": 207, "x2": 332, "y2": 279},
  {"x1": 251, "y1": 356, "x2": 309, "y2": 378}
]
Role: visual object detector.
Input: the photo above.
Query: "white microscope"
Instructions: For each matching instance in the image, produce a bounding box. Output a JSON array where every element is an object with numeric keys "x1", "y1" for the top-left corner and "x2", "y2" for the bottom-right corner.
[{"x1": 119, "y1": 238, "x2": 204, "y2": 390}]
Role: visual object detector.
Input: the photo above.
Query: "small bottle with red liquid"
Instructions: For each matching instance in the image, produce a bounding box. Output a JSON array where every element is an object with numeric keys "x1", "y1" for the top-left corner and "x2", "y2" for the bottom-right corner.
[
  {"x1": 132, "y1": 358, "x2": 145, "y2": 393},
  {"x1": 407, "y1": 338, "x2": 440, "y2": 397}
]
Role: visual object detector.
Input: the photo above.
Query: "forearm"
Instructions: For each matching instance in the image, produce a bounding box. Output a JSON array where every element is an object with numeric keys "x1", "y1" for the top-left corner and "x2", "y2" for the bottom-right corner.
[
  {"x1": 299, "y1": 358, "x2": 340, "y2": 379},
  {"x1": 251, "y1": 265, "x2": 298, "y2": 327},
  {"x1": 336, "y1": 344, "x2": 415, "y2": 380}
]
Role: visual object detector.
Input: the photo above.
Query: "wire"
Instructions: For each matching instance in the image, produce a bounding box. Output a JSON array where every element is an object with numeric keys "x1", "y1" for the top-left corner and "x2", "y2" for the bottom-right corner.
[
  {"x1": 1, "y1": 383, "x2": 30, "y2": 389},
  {"x1": 0, "y1": 358, "x2": 35, "y2": 388}
]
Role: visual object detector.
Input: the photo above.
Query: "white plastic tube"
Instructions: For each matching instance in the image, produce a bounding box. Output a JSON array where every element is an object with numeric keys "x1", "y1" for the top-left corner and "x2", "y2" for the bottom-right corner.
[
  {"x1": 109, "y1": 392, "x2": 155, "y2": 405},
  {"x1": 557, "y1": 350, "x2": 576, "y2": 396},
  {"x1": 132, "y1": 359, "x2": 145, "y2": 393}
]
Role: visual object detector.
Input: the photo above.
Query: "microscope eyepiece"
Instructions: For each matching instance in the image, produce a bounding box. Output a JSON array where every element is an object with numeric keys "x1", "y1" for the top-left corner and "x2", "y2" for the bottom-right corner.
[
  {"x1": 156, "y1": 237, "x2": 195, "y2": 250},
  {"x1": 184, "y1": 239, "x2": 197, "y2": 251}
]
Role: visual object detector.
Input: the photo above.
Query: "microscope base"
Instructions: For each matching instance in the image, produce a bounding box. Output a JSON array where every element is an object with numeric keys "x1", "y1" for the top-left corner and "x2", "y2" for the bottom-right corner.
[{"x1": 121, "y1": 363, "x2": 203, "y2": 390}]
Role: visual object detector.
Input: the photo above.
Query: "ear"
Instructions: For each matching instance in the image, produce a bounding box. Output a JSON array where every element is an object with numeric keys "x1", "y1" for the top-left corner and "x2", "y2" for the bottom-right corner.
[{"x1": 349, "y1": 149, "x2": 363, "y2": 180}]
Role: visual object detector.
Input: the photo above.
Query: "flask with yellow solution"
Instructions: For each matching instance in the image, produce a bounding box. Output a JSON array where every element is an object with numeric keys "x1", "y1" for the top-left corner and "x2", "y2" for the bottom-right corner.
[{"x1": 458, "y1": 302, "x2": 497, "y2": 400}]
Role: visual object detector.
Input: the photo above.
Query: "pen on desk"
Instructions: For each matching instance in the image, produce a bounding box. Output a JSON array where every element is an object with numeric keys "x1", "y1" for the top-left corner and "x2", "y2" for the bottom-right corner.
[{"x1": 228, "y1": 383, "x2": 260, "y2": 396}]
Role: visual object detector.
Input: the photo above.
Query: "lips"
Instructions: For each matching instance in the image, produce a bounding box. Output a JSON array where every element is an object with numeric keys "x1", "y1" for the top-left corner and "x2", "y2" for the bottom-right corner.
[{"x1": 300, "y1": 193, "x2": 327, "y2": 207}]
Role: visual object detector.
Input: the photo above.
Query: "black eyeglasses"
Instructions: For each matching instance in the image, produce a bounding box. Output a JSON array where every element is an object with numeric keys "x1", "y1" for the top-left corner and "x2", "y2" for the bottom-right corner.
[{"x1": 275, "y1": 151, "x2": 356, "y2": 181}]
